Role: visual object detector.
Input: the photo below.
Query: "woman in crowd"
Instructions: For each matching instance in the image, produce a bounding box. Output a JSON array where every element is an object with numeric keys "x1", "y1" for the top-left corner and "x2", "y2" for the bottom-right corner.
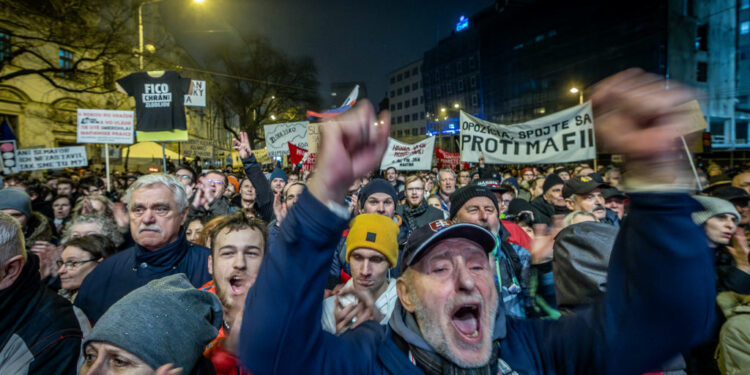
[
  {"x1": 57, "y1": 234, "x2": 116, "y2": 302},
  {"x1": 62, "y1": 214, "x2": 125, "y2": 250},
  {"x1": 51, "y1": 195, "x2": 72, "y2": 236},
  {"x1": 186, "y1": 217, "x2": 205, "y2": 244}
]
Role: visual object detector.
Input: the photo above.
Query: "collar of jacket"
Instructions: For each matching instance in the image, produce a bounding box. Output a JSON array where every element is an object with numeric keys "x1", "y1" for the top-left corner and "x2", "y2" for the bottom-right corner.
[
  {"x1": 0, "y1": 252, "x2": 43, "y2": 347},
  {"x1": 134, "y1": 229, "x2": 189, "y2": 267}
]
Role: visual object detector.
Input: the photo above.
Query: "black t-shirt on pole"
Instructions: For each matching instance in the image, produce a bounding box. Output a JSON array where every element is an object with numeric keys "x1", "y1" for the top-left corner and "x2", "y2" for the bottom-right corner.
[{"x1": 116, "y1": 71, "x2": 191, "y2": 132}]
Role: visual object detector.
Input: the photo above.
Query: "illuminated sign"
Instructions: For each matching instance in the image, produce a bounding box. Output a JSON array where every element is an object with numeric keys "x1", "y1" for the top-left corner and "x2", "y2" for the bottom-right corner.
[{"x1": 456, "y1": 15, "x2": 469, "y2": 32}]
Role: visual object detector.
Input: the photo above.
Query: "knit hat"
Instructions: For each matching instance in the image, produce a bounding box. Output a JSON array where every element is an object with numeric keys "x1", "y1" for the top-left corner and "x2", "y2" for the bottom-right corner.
[
  {"x1": 542, "y1": 174, "x2": 565, "y2": 194},
  {"x1": 503, "y1": 177, "x2": 520, "y2": 192},
  {"x1": 691, "y1": 195, "x2": 740, "y2": 226},
  {"x1": 269, "y1": 168, "x2": 287, "y2": 183},
  {"x1": 449, "y1": 184, "x2": 499, "y2": 219},
  {"x1": 554, "y1": 168, "x2": 569, "y2": 176},
  {"x1": 84, "y1": 274, "x2": 222, "y2": 374},
  {"x1": 345, "y1": 214, "x2": 400, "y2": 268},
  {"x1": 507, "y1": 198, "x2": 535, "y2": 217},
  {"x1": 0, "y1": 188, "x2": 31, "y2": 218},
  {"x1": 358, "y1": 179, "x2": 397, "y2": 209}
]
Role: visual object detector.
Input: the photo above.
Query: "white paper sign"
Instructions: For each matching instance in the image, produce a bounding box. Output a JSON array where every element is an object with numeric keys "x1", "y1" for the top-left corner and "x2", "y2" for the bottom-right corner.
[
  {"x1": 77, "y1": 109, "x2": 134, "y2": 144},
  {"x1": 263, "y1": 121, "x2": 308, "y2": 158},
  {"x1": 17, "y1": 146, "x2": 88, "y2": 171},
  {"x1": 380, "y1": 137, "x2": 436, "y2": 171},
  {"x1": 181, "y1": 138, "x2": 214, "y2": 159},
  {"x1": 185, "y1": 80, "x2": 206, "y2": 107},
  {"x1": 460, "y1": 103, "x2": 595, "y2": 164}
]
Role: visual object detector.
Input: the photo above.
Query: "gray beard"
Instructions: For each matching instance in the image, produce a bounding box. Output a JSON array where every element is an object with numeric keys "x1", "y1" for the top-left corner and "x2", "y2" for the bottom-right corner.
[{"x1": 410, "y1": 289, "x2": 497, "y2": 368}]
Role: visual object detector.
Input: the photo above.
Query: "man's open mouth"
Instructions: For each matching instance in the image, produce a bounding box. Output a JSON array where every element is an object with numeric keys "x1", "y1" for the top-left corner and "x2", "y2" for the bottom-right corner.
[
  {"x1": 228, "y1": 275, "x2": 248, "y2": 295},
  {"x1": 451, "y1": 303, "x2": 481, "y2": 342}
]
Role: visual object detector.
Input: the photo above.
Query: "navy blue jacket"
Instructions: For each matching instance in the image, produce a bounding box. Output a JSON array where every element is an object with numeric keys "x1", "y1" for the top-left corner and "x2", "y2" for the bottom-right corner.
[
  {"x1": 240, "y1": 190, "x2": 716, "y2": 374},
  {"x1": 76, "y1": 230, "x2": 211, "y2": 323}
]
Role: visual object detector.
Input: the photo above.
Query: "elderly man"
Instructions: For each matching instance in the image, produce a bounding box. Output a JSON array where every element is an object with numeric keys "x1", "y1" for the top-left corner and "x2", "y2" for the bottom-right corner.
[
  {"x1": 75, "y1": 174, "x2": 211, "y2": 323},
  {"x1": 322, "y1": 214, "x2": 400, "y2": 334},
  {"x1": 436, "y1": 169, "x2": 457, "y2": 214},
  {"x1": 0, "y1": 212, "x2": 81, "y2": 374},
  {"x1": 240, "y1": 70, "x2": 716, "y2": 374},
  {"x1": 563, "y1": 175, "x2": 620, "y2": 226}
]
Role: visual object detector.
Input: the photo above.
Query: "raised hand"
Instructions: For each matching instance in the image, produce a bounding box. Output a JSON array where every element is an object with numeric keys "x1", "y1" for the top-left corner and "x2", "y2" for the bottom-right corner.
[
  {"x1": 308, "y1": 100, "x2": 391, "y2": 205},
  {"x1": 233, "y1": 132, "x2": 253, "y2": 160},
  {"x1": 728, "y1": 229, "x2": 750, "y2": 274}
]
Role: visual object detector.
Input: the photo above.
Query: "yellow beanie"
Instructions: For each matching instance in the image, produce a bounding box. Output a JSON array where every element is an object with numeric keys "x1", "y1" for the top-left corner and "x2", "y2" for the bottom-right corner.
[{"x1": 346, "y1": 214, "x2": 400, "y2": 268}]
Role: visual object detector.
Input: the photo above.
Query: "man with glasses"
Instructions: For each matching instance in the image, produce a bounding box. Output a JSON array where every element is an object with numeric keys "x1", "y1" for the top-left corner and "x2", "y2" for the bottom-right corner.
[
  {"x1": 75, "y1": 174, "x2": 211, "y2": 323},
  {"x1": 187, "y1": 170, "x2": 233, "y2": 222},
  {"x1": 173, "y1": 165, "x2": 197, "y2": 198},
  {"x1": 397, "y1": 175, "x2": 444, "y2": 234}
]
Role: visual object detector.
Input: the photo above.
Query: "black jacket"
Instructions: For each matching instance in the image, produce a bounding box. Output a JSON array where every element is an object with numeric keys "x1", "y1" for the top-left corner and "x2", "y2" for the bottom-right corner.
[
  {"x1": 75, "y1": 230, "x2": 211, "y2": 323},
  {"x1": 0, "y1": 253, "x2": 81, "y2": 374},
  {"x1": 231, "y1": 155, "x2": 275, "y2": 224}
]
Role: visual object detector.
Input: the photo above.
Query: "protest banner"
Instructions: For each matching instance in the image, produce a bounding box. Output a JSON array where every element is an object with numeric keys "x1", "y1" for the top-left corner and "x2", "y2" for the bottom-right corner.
[
  {"x1": 0, "y1": 140, "x2": 18, "y2": 175},
  {"x1": 181, "y1": 138, "x2": 214, "y2": 159},
  {"x1": 306, "y1": 123, "x2": 321, "y2": 153},
  {"x1": 436, "y1": 147, "x2": 469, "y2": 170},
  {"x1": 460, "y1": 103, "x2": 595, "y2": 164},
  {"x1": 301, "y1": 152, "x2": 317, "y2": 172},
  {"x1": 77, "y1": 109, "x2": 134, "y2": 144},
  {"x1": 263, "y1": 121, "x2": 308, "y2": 158},
  {"x1": 17, "y1": 146, "x2": 88, "y2": 171},
  {"x1": 287, "y1": 142, "x2": 308, "y2": 165},
  {"x1": 184, "y1": 80, "x2": 206, "y2": 107},
  {"x1": 380, "y1": 137, "x2": 435, "y2": 171}
]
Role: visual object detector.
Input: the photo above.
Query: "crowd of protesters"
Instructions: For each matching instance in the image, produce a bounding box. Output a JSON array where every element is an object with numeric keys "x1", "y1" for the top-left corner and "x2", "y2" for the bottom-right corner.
[{"x1": 1, "y1": 69, "x2": 749, "y2": 374}]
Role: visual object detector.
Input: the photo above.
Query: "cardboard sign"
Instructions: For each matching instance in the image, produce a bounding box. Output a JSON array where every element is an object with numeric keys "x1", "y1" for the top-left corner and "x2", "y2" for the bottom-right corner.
[
  {"x1": 184, "y1": 80, "x2": 206, "y2": 107},
  {"x1": 251, "y1": 148, "x2": 272, "y2": 164},
  {"x1": 263, "y1": 121, "x2": 308, "y2": 158},
  {"x1": 17, "y1": 146, "x2": 88, "y2": 171},
  {"x1": 380, "y1": 137, "x2": 436, "y2": 171},
  {"x1": 306, "y1": 123, "x2": 321, "y2": 153},
  {"x1": 460, "y1": 103, "x2": 595, "y2": 164},
  {"x1": 181, "y1": 138, "x2": 214, "y2": 159},
  {"x1": 77, "y1": 109, "x2": 134, "y2": 144}
]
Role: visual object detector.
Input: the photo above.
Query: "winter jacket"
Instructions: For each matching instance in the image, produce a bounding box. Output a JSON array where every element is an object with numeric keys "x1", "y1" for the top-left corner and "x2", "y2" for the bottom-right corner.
[
  {"x1": 230, "y1": 155, "x2": 275, "y2": 224},
  {"x1": 321, "y1": 278, "x2": 398, "y2": 334},
  {"x1": 187, "y1": 196, "x2": 233, "y2": 223},
  {"x1": 716, "y1": 292, "x2": 750, "y2": 375},
  {"x1": 25, "y1": 211, "x2": 55, "y2": 245},
  {"x1": 530, "y1": 195, "x2": 556, "y2": 225},
  {"x1": 396, "y1": 202, "x2": 445, "y2": 235},
  {"x1": 240, "y1": 190, "x2": 716, "y2": 374},
  {"x1": 0, "y1": 253, "x2": 81, "y2": 375},
  {"x1": 75, "y1": 230, "x2": 211, "y2": 323}
]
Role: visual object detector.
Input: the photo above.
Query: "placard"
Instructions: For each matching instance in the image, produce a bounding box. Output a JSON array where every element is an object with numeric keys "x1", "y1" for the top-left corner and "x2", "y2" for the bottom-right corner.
[
  {"x1": 184, "y1": 80, "x2": 206, "y2": 107},
  {"x1": 77, "y1": 109, "x2": 134, "y2": 144},
  {"x1": 460, "y1": 103, "x2": 595, "y2": 164},
  {"x1": 380, "y1": 137, "x2": 435, "y2": 171},
  {"x1": 263, "y1": 121, "x2": 308, "y2": 158},
  {"x1": 17, "y1": 146, "x2": 88, "y2": 171},
  {"x1": 306, "y1": 123, "x2": 321, "y2": 153},
  {"x1": 181, "y1": 138, "x2": 214, "y2": 159}
]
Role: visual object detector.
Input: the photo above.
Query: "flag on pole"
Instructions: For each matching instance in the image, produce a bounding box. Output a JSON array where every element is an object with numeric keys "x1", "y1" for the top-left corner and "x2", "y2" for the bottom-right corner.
[{"x1": 306, "y1": 85, "x2": 359, "y2": 119}]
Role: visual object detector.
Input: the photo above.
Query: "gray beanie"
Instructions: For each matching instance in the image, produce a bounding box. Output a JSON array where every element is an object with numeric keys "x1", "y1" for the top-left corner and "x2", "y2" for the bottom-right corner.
[
  {"x1": 0, "y1": 188, "x2": 31, "y2": 218},
  {"x1": 691, "y1": 195, "x2": 740, "y2": 226},
  {"x1": 84, "y1": 274, "x2": 223, "y2": 373}
]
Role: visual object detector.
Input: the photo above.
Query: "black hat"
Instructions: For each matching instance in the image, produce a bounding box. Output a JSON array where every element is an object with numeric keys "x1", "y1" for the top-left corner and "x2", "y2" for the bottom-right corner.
[
  {"x1": 602, "y1": 187, "x2": 627, "y2": 200},
  {"x1": 400, "y1": 220, "x2": 496, "y2": 273},
  {"x1": 473, "y1": 178, "x2": 507, "y2": 193},
  {"x1": 702, "y1": 174, "x2": 733, "y2": 194},
  {"x1": 542, "y1": 174, "x2": 565, "y2": 194},
  {"x1": 507, "y1": 198, "x2": 535, "y2": 217},
  {"x1": 711, "y1": 186, "x2": 750, "y2": 204},
  {"x1": 554, "y1": 168, "x2": 569, "y2": 176},
  {"x1": 449, "y1": 185, "x2": 499, "y2": 219},
  {"x1": 358, "y1": 179, "x2": 398, "y2": 209},
  {"x1": 562, "y1": 175, "x2": 610, "y2": 198}
]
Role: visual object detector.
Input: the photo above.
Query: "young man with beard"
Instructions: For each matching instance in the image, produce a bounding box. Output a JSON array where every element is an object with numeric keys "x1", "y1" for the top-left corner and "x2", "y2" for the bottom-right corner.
[
  {"x1": 384, "y1": 167, "x2": 404, "y2": 193},
  {"x1": 321, "y1": 214, "x2": 400, "y2": 334},
  {"x1": 269, "y1": 168, "x2": 287, "y2": 194},
  {"x1": 396, "y1": 175, "x2": 444, "y2": 234},
  {"x1": 240, "y1": 70, "x2": 719, "y2": 374},
  {"x1": 563, "y1": 175, "x2": 620, "y2": 227},
  {"x1": 201, "y1": 213, "x2": 267, "y2": 375}
]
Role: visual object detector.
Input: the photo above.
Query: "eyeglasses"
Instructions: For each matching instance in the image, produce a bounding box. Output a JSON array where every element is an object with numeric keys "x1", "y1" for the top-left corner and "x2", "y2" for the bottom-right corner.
[
  {"x1": 56, "y1": 259, "x2": 98, "y2": 269},
  {"x1": 204, "y1": 179, "x2": 225, "y2": 185},
  {"x1": 176, "y1": 174, "x2": 192, "y2": 181}
]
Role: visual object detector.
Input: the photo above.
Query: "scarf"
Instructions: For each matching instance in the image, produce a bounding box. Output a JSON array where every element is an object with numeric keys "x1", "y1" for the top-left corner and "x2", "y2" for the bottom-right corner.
[{"x1": 402, "y1": 201, "x2": 428, "y2": 230}]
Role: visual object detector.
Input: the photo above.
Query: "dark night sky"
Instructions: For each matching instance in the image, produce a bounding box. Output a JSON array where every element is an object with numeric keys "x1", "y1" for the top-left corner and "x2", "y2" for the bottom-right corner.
[{"x1": 159, "y1": 0, "x2": 492, "y2": 106}]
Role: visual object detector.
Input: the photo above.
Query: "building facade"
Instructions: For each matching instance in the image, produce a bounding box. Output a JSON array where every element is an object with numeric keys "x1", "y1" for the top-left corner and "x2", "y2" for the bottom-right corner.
[{"x1": 388, "y1": 59, "x2": 425, "y2": 143}]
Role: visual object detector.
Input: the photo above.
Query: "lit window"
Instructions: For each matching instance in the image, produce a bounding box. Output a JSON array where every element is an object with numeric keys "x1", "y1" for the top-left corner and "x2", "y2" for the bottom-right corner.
[
  {"x1": 742, "y1": 21, "x2": 750, "y2": 35},
  {"x1": 0, "y1": 29, "x2": 9, "y2": 63},
  {"x1": 59, "y1": 48, "x2": 74, "y2": 77}
]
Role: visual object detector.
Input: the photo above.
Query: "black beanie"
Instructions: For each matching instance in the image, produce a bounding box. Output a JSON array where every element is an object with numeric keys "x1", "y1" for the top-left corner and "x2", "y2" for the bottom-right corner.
[
  {"x1": 507, "y1": 198, "x2": 535, "y2": 217},
  {"x1": 542, "y1": 174, "x2": 564, "y2": 193},
  {"x1": 449, "y1": 185, "x2": 499, "y2": 219},
  {"x1": 358, "y1": 179, "x2": 398, "y2": 209}
]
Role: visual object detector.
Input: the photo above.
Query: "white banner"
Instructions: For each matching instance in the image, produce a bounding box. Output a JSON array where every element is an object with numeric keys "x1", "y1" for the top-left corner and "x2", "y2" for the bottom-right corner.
[
  {"x1": 17, "y1": 146, "x2": 88, "y2": 171},
  {"x1": 77, "y1": 109, "x2": 134, "y2": 144},
  {"x1": 460, "y1": 103, "x2": 595, "y2": 164},
  {"x1": 185, "y1": 80, "x2": 206, "y2": 107},
  {"x1": 263, "y1": 121, "x2": 308, "y2": 158},
  {"x1": 380, "y1": 137, "x2": 436, "y2": 171}
]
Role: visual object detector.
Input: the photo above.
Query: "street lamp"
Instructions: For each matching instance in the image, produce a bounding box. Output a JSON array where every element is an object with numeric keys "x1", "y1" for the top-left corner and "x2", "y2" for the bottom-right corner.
[
  {"x1": 570, "y1": 87, "x2": 583, "y2": 105},
  {"x1": 440, "y1": 107, "x2": 446, "y2": 113},
  {"x1": 453, "y1": 103, "x2": 460, "y2": 109},
  {"x1": 138, "y1": 0, "x2": 205, "y2": 69}
]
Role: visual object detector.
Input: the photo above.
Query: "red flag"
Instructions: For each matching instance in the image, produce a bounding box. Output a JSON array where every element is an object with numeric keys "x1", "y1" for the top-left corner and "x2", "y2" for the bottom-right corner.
[{"x1": 287, "y1": 142, "x2": 308, "y2": 165}]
